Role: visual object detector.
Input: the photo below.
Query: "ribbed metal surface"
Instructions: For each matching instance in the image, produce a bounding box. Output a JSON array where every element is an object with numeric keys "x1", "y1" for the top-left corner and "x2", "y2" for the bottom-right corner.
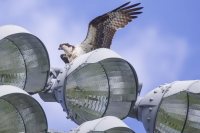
[
  {"x1": 65, "y1": 58, "x2": 138, "y2": 124},
  {"x1": 0, "y1": 93, "x2": 47, "y2": 133},
  {"x1": 0, "y1": 33, "x2": 50, "y2": 94}
]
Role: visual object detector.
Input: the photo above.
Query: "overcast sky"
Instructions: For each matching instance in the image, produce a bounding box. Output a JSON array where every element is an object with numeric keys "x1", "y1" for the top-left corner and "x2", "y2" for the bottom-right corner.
[{"x1": 1, "y1": 0, "x2": 200, "y2": 133}]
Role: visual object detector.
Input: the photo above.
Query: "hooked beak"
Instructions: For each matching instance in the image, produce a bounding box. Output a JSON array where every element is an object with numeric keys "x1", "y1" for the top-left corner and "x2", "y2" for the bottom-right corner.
[
  {"x1": 58, "y1": 44, "x2": 64, "y2": 50},
  {"x1": 58, "y1": 43, "x2": 70, "y2": 50}
]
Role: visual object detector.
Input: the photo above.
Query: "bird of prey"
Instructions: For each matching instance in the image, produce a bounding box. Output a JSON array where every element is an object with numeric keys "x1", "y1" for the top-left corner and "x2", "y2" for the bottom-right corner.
[{"x1": 59, "y1": 2, "x2": 143, "y2": 63}]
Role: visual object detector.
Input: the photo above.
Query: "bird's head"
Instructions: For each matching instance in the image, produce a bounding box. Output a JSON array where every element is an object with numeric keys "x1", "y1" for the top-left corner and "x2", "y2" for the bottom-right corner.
[{"x1": 59, "y1": 43, "x2": 75, "y2": 54}]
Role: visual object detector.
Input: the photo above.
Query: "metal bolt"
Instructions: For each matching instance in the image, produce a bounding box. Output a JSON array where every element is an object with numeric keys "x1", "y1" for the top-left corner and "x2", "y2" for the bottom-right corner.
[{"x1": 149, "y1": 98, "x2": 153, "y2": 102}]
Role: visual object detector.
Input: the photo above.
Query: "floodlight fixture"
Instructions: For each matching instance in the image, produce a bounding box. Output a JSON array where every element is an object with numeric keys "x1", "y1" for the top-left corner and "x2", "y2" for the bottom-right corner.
[
  {"x1": 135, "y1": 80, "x2": 200, "y2": 133},
  {"x1": 68, "y1": 116, "x2": 135, "y2": 133},
  {"x1": 41, "y1": 48, "x2": 139, "y2": 124},
  {"x1": 0, "y1": 25, "x2": 50, "y2": 94},
  {"x1": 0, "y1": 85, "x2": 48, "y2": 133}
]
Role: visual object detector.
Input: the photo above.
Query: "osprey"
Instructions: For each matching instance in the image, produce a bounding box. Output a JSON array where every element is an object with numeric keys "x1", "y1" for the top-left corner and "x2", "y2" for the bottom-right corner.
[{"x1": 59, "y1": 2, "x2": 143, "y2": 63}]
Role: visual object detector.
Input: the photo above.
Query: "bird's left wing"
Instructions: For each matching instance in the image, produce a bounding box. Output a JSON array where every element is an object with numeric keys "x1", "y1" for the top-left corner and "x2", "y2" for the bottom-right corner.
[{"x1": 80, "y1": 2, "x2": 143, "y2": 52}]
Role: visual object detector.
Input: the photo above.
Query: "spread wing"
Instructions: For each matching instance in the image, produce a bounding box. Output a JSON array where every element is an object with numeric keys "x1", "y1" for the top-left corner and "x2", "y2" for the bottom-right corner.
[{"x1": 80, "y1": 2, "x2": 143, "y2": 52}]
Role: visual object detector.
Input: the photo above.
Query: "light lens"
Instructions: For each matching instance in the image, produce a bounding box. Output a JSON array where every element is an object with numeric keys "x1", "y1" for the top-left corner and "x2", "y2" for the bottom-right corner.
[
  {"x1": 155, "y1": 92, "x2": 188, "y2": 133},
  {"x1": 65, "y1": 58, "x2": 138, "y2": 124},
  {"x1": 0, "y1": 33, "x2": 50, "y2": 93},
  {"x1": 0, "y1": 38, "x2": 26, "y2": 89},
  {"x1": 68, "y1": 116, "x2": 134, "y2": 133},
  {"x1": 0, "y1": 93, "x2": 47, "y2": 133},
  {"x1": 0, "y1": 99, "x2": 25, "y2": 132},
  {"x1": 183, "y1": 93, "x2": 200, "y2": 132}
]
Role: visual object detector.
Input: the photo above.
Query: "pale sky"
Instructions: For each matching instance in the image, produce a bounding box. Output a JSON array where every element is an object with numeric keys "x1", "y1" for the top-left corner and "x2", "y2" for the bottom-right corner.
[{"x1": 1, "y1": 0, "x2": 200, "y2": 133}]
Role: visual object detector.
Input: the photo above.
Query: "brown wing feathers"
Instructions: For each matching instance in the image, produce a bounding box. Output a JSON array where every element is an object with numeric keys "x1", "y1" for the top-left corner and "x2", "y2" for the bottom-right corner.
[
  {"x1": 108, "y1": 2, "x2": 143, "y2": 29},
  {"x1": 81, "y1": 2, "x2": 143, "y2": 50}
]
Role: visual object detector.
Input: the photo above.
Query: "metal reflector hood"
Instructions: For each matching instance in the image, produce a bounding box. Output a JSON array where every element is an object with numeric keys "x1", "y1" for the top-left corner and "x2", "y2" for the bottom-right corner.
[
  {"x1": 62, "y1": 48, "x2": 138, "y2": 124},
  {"x1": 0, "y1": 25, "x2": 50, "y2": 94},
  {"x1": 137, "y1": 80, "x2": 200, "y2": 133},
  {"x1": 0, "y1": 85, "x2": 48, "y2": 133},
  {"x1": 68, "y1": 116, "x2": 135, "y2": 133}
]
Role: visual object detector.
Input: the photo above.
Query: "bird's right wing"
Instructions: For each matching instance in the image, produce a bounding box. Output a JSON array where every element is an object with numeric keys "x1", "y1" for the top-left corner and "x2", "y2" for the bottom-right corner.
[{"x1": 80, "y1": 2, "x2": 143, "y2": 53}]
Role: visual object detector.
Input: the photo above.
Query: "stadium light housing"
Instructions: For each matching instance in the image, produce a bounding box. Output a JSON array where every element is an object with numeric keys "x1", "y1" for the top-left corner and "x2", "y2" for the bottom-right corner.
[
  {"x1": 0, "y1": 25, "x2": 50, "y2": 94},
  {"x1": 47, "y1": 48, "x2": 139, "y2": 124},
  {"x1": 136, "y1": 80, "x2": 200, "y2": 133},
  {"x1": 0, "y1": 85, "x2": 48, "y2": 133}
]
